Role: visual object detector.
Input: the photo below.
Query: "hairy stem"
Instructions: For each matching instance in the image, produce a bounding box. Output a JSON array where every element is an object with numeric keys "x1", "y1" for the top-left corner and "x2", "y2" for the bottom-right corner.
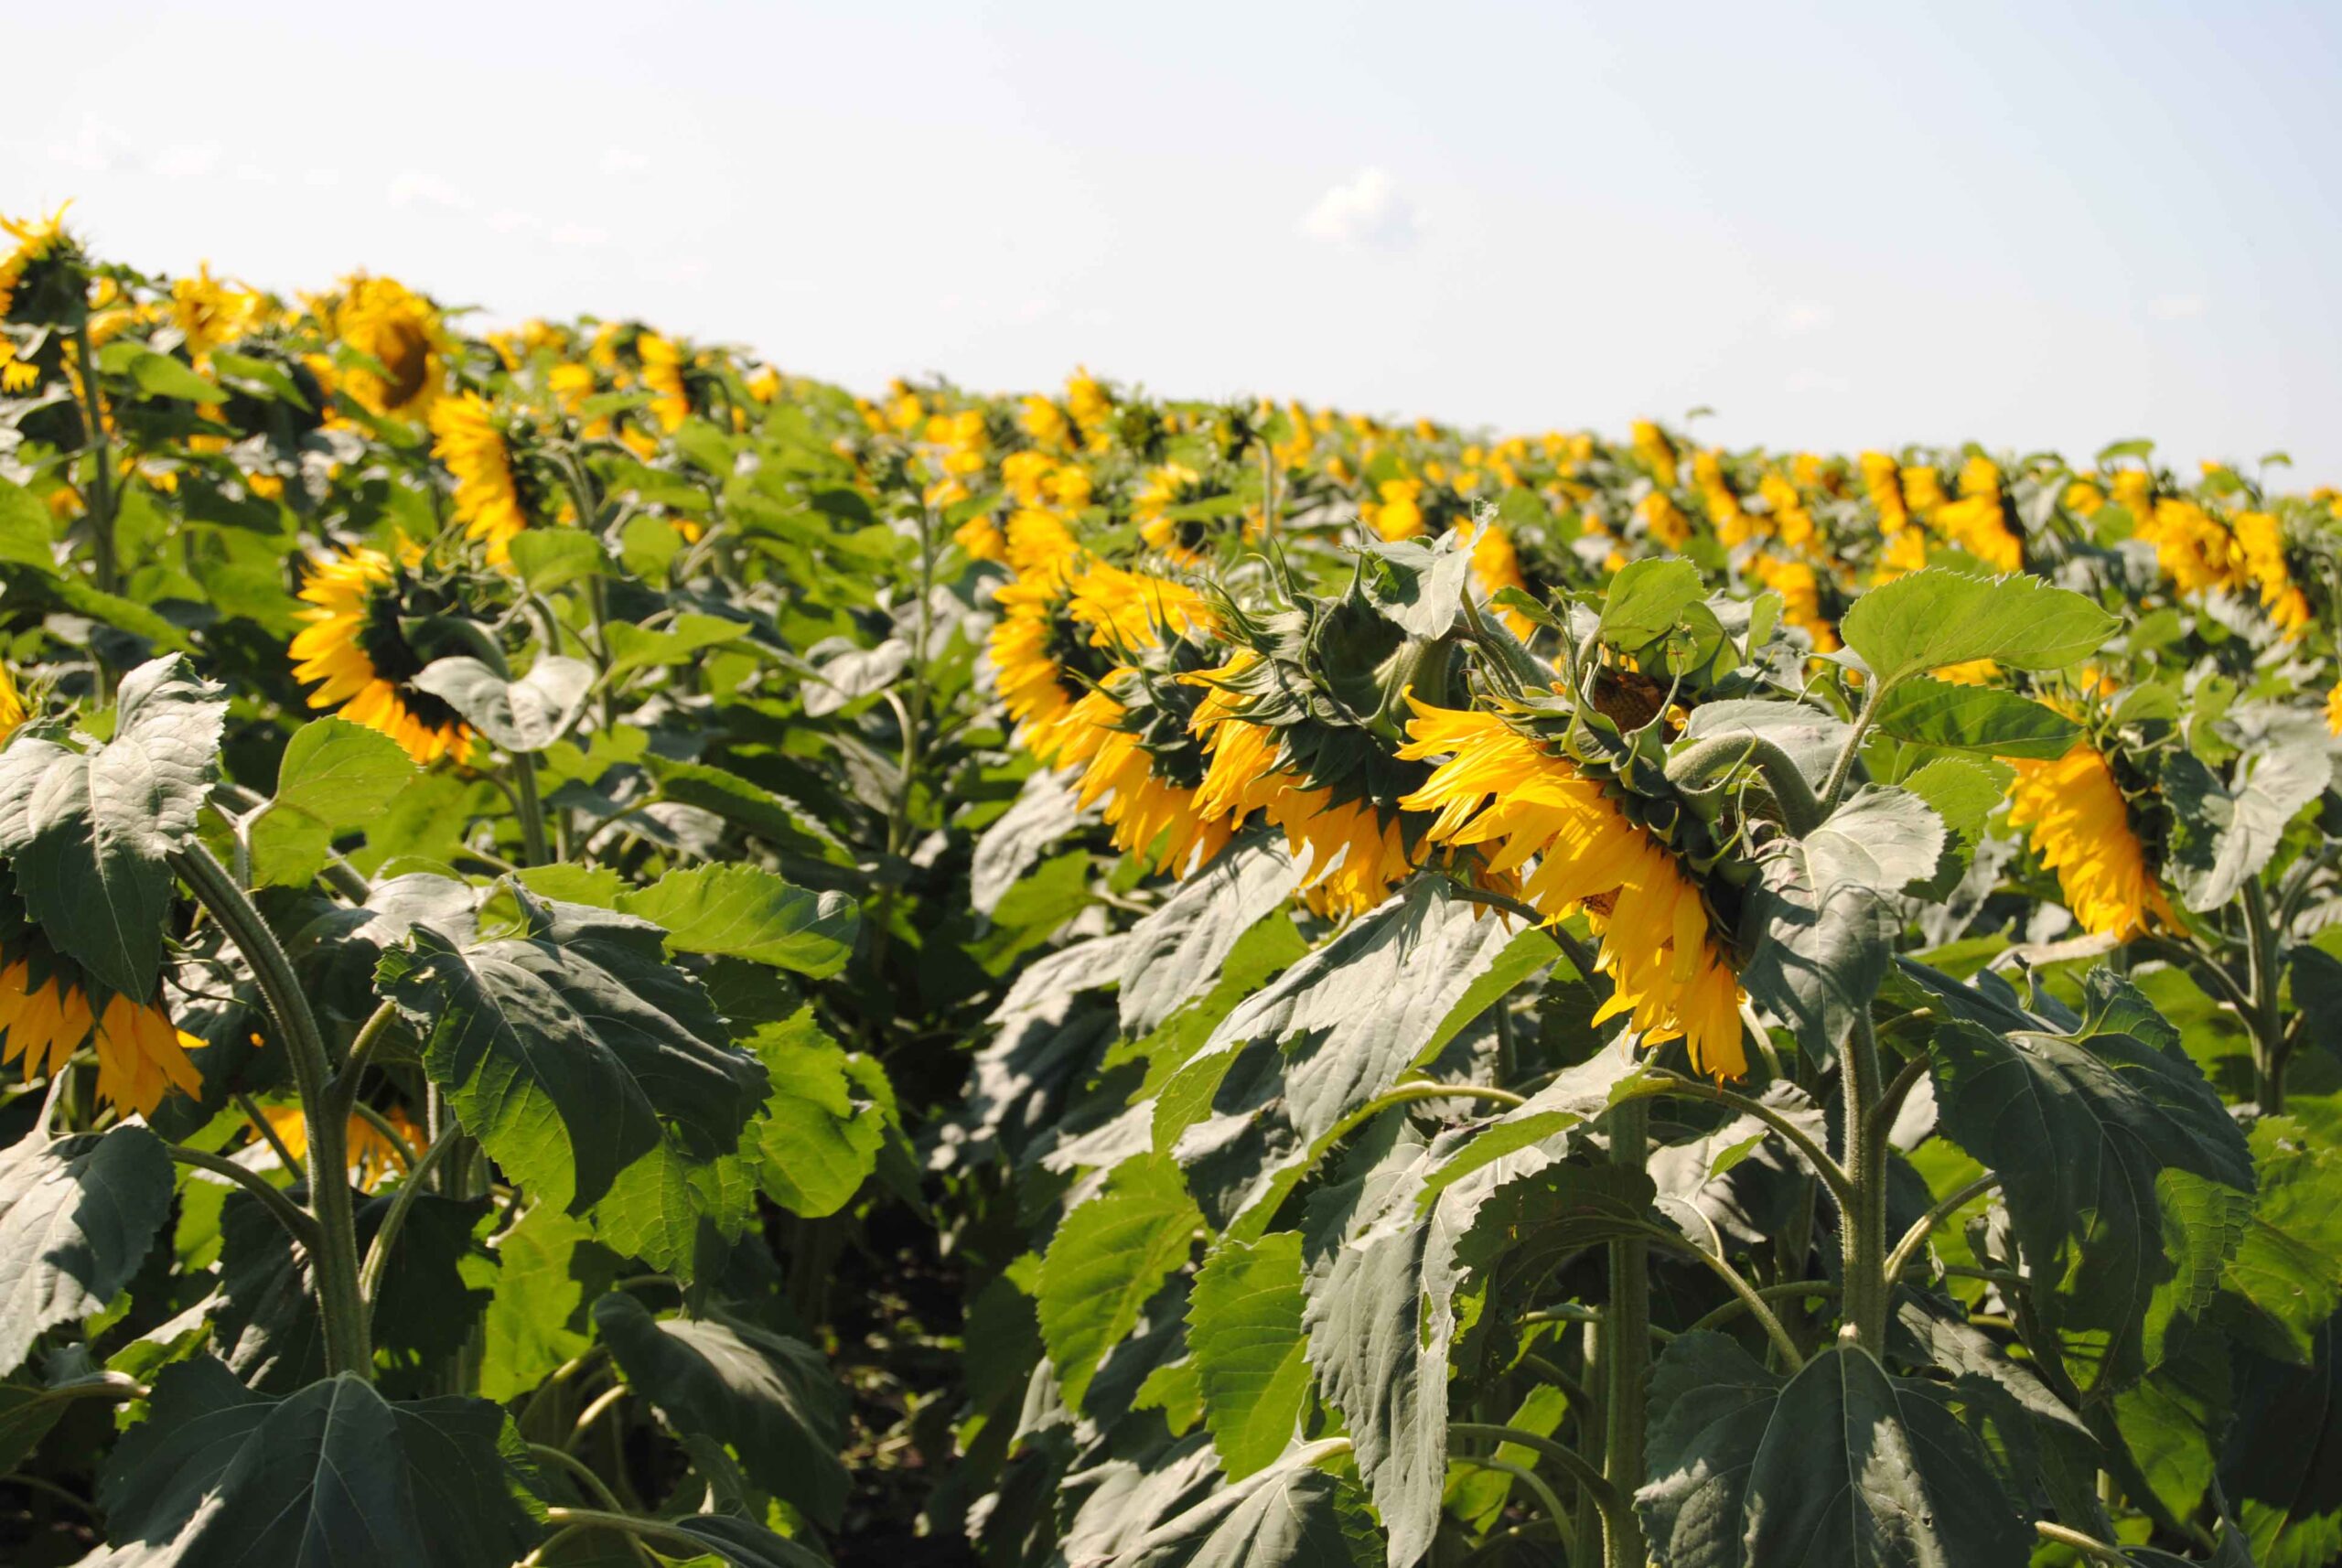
[{"x1": 1602, "y1": 1098, "x2": 1649, "y2": 1568}]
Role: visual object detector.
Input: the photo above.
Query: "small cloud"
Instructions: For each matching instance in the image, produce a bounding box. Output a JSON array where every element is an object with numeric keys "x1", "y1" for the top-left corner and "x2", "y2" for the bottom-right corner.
[
  {"x1": 302, "y1": 167, "x2": 341, "y2": 188},
  {"x1": 603, "y1": 147, "x2": 650, "y2": 174},
  {"x1": 232, "y1": 162, "x2": 276, "y2": 185},
  {"x1": 661, "y1": 261, "x2": 710, "y2": 286},
  {"x1": 153, "y1": 144, "x2": 222, "y2": 179},
  {"x1": 1069, "y1": 306, "x2": 1116, "y2": 328},
  {"x1": 1778, "y1": 301, "x2": 1833, "y2": 335},
  {"x1": 548, "y1": 221, "x2": 609, "y2": 248},
  {"x1": 1015, "y1": 297, "x2": 1055, "y2": 325},
  {"x1": 1784, "y1": 369, "x2": 1850, "y2": 394},
  {"x1": 387, "y1": 169, "x2": 475, "y2": 212},
  {"x1": 2147, "y1": 294, "x2": 2206, "y2": 320},
  {"x1": 46, "y1": 116, "x2": 137, "y2": 174},
  {"x1": 1299, "y1": 166, "x2": 1424, "y2": 249},
  {"x1": 488, "y1": 209, "x2": 542, "y2": 235}
]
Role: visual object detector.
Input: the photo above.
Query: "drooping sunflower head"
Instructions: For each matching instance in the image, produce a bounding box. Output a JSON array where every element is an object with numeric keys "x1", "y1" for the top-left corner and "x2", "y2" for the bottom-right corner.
[
  {"x1": 0, "y1": 883, "x2": 205, "y2": 1118},
  {"x1": 1, "y1": 204, "x2": 86, "y2": 391},
  {"x1": 169, "y1": 263, "x2": 262, "y2": 367},
  {"x1": 328, "y1": 273, "x2": 446, "y2": 421},
  {"x1": 287, "y1": 544, "x2": 484, "y2": 765},
  {"x1": 1056, "y1": 649, "x2": 1234, "y2": 878},
  {"x1": 1135, "y1": 463, "x2": 1221, "y2": 566},
  {"x1": 2004, "y1": 737, "x2": 2175, "y2": 941},
  {"x1": 428, "y1": 391, "x2": 562, "y2": 564}
]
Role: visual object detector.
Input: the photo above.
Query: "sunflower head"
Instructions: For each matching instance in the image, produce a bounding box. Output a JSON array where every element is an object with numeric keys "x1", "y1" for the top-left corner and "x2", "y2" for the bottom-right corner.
[
  {"x1": 328, "y1": 274, "x2": 446, "y2": 421},
  {"x1": 429, "y1": 391, "x2": 564, "y2": 564},
  {"x1": 0, "y1": 882, "x2": 205, "y2": 1117},
  {"x1": 288, "y1": 544, "x2": 498, "y2": 764}
]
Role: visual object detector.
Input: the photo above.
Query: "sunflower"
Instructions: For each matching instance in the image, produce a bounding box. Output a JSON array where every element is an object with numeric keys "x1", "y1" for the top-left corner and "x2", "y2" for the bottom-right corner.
[
  {"x1": 1056, "y1": 679, "x2": 1232, "y2": 876},
  {"x1": 329, "y1": 274, "x2": 445, "y2": 421},
  {"x1": 1461, "y1": 519, "x2": 1536, "y2": 639},
  {"x1": 1187, "y1": 654, "x2": 1413, "y2": 915},
  {"x1": 260, "y1": 1102, "x2": 420, "y2": 1192},
  {"x1": 2004, "y1": 743, "x2": 2175, "y2": 940},
  {"x1": 1386, "y1": 702, "x2": 1742, "y2": 1080},
  {"x1": 2232, "y1": 510, "x2": 2312, "y2": 638},
  {"x1": 1693, "y1": 450, "x2": 1750, "y2": 545},
  {"x1": 1749, "y1": 553, "x2": 1837, "y2": 652},
  {"x1": 1638, "y1": 489, "x2": 1692, "y2": 550},
  {"x1": 1136, "y1": 464, "x2": 1220, "y2": 565},
  {"x1": 428, "y1": 392, "x2": 531, "y2": 564},
  {"x1": 1932, "y1": 456, "x2": 2023, "y2": 573},
  {"x1": 287, "y1": 546, "x2": 474, "y2": 765},
  {"x1": 0, "y1": 204, "x2": 76, "y2": 392},
  {"x1": 1631, "y1": 420, "x2": 1680, "y2": 489},
  {"x1": 638, "y1": 330, "x2": 692, "y2": 433},
  {"x1": 169, "y1": 263, "x2": 261, "y2": 369},
  {"x1": 1398, "y1": 700, "x2": 1746, "y2": 1079},
  {"x1": 2327, "y1": 678, "x2": 2342, "y2": 738},
  {"x1": 2135, "y1": 497, "x2": 2237, "y2": 596},
  {"x1": 1362, "y1": 478, "x2": 1426, "y2": 542}
]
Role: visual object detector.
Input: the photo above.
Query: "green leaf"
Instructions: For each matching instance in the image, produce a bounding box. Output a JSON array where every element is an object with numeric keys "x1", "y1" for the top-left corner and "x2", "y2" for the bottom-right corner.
[
  {"x1": 605, "y1": 612, "x2": 754, "y2": 680},
  {"x1": 122, "y1": 348, "x2": 228, "y2": 403},
  {"x1": 1356, "y1": 531, "x2": 1477, "y2": 639},
  {"x1": 2111, "y1": 1318, "x2": 2229, "y2": 1524},
  {"x1": 1870, "y1": 676, "x2": 2080, "y2": 759},
  {"x1": 411, "y1": 654, "x2": 595, "y2": 753},
  {"x1": 0, "y1": 477, "x2": 58, "y2": 572},
  {"x1": 2217, "y1": 1118, "x2": 2342, "y2": 1363},
  {"x1": 1637, "y1": 1335, "x2": 2031, "y2": 1567},
  {"x1": 593, "y1": 1291, "x2": 849, "y2": 1530},
  {"x1": 1187, "y1": 1232, "x2": 1310, "y2": 1479},
  {"x1": 474, "y1": 1201, "x2": 603, "y2": 1402},
  {"x1": 507, "y1": 530, "x2": 606, "y2": 592},
  {"x1": 374, "y1": 878, "x2": 768, "y2": 1214},
  {"x1": 618, "y1": 863, "x2": 858, "y2": 978},
  {"x1": 740, "y1": 1009, "x2": 885, "y2": 1218},
  {"x1": 2160, "y1": 707, "x2": 2330, "y2": 911},
  {"x1": 971, "y1": 768, "x2": 1090, "y2": 916},
  {"x1": 0, "y1": 653, "x2": 225, "y2": 996},
  {"x1": 2224, "y1": 1313, "x2": 2342, "y2": 1568},
  {"x1": 1928, "y1": 970, "x2": 2253, "y2": 1390},
  {"x1": 641, "y1": 757, "x2": 837, "y2": 859},
  {"x1": 1163, "y1": 878, "x2": 1523, "y2": 1230},
  {"x1": 1737, "y1": 785, "x2": 1944, "y2": 1059},
  {"x1": 1598, "y1": 557, "x2": 1705, "y2": 649},
  {"x1": 247, "y1": 717, "x2": 416, "y2": 887},
  {"x1": 95, "y1": 1358, "x2": 537, "y2": 1567},
  {"x1": 637, "y1": 1515, "x2": 829, "y2": 1568},
  {"x1": 1118, "y1": 838, "x2": 1304, "y2": 1037},
  {"x1": 0, "y1": 1126, "x2": 173, "y2": 1375},
  {"x1": 1839, "y1": 566, "x2": 2118, "y2": 687},
  {"x1": 1105, "y1": 1444, "x2": 1380, "y2": 1568},
  {"x1": 1037, "y1": 1154, "x2": 1201, "y2": 1413}
]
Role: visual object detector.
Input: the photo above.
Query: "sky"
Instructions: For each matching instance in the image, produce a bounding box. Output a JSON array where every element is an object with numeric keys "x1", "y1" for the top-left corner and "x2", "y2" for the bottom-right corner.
[{"x1": 9, "y1": 1, "x2": 2342, "y2": 482}]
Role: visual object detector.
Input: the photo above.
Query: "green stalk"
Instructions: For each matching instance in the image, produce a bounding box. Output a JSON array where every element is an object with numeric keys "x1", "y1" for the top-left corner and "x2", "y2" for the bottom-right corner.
[
  {"x1": 2241, "y1": 879, "x2": 2291, "y2": 1112},
  {"x1": 70, "y1": 327, "x2": 119, "y2": 600},
  {"x1": 511, "y1": 750, "x2": 551, "y2": 867},
  {"x1": 1819, "y1": 680, "x2": 1886, "y2": 811},
  {"x1": 172, "y1": 843, "x2": 373, "y2": 1379},
  {"x1": 1839, "y1": 1013, "x2": 1889, "y2": 1355},
  {"x1": 1601, "y1": 1098, "x2": 1650, "y2": 1568}
]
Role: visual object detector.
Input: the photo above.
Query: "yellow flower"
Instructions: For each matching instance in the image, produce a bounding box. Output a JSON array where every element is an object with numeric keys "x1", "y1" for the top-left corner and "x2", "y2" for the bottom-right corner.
[
  {"x1": 429, "y1": 392, "x2": 530, "y2": 564},
  {"x1": 260, "y1": 1102, "x2": 419, "y2": 1192},
  {"x1": 1932, "y1": 456, "x2": 2022, "y2": 573},
  {"x1": 1693, "y1": 450, "x2": 1749, "y2": 544},
  {"x1": 746, "y1": 364, "x2": 782, "y2": 403},
  {"x1": 2328, "y1": 679, "x2": 2342, "y2": 738},
  {"x1": 169, "y1": 263, "x2": 261, "y2": 367},
  {"x1": 1749, "y1": 553, "x2": 1837, "y2": 652},
  {"x1": 287, "y1": 546, "x2": 473, "y2": 765},
  {"x1": 1363, "y1": 478, "x2": 1426, "y2": 542},
  {"x1": 638, "y1": 331, "x2": 691, "y2": 433},
  {"x1": 1462, "y1": 519, "x2": 1535, "y2": 639},
  {"x1": 0, "y1": 204, "x2": 76, "y2": 391},
  {"x1": 329, "y1": 274, "x2": 445, "y2": 421},
  {"x1": 1930, "y1": 659, "x2": 1996, "y2": 685},
  {"x1": 954, "y1": 513, "x2": 1006, "y2": 562},
  {"x1": 2005, "y1": 744, "x2": 2175, "y2": 940},
  {"x1": 2136, "y1": 497, "x2": 2238, "y2": 596},
  {"x1": 1638, "y1": 489, "x2": 1691, "y2": 549},
  {"x1": 0, "y1": 665, "x2": 24, "y2": 742},
  {"x1": 2232, "y1": 510, "x2": 2311, "y2": 638},
  {"x1": 1757, "y1": 472, "x2": 1815, "y2": 549},
  {"x1": 1630, "y1": 420, "x2": 1679, "y2": 489},
  {"x1": 2064, "y1": 479, "x2": 2104, "y2": 517},
  {"x1": 1020, "y1": 393, "x2": 1072, "y2": 451},
  {"x1": 1056, "y1": 682, "x2": 1232, "y2": 875},
  {"x1": 1397, "y1": 702, "x2": 1746, "y2": 1078}
]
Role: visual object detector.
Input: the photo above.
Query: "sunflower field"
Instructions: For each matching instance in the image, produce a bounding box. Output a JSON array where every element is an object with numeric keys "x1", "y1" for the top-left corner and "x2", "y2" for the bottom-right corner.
[{"x1": 3, "y1": 206, "x2": 2341, "y2": 1568}]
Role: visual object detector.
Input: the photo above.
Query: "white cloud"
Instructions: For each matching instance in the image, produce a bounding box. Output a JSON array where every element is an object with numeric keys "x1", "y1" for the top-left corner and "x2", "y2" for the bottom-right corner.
[
  {"x1": 1784, "y1": 369, "x2": 1851, "y2": 394},
  {"x1": 45, "y1": 116, "x2": 138, "y2": 174},
  {"x1": 1015, "y1": 297, "x2": 1055, "y2": 325},
  {"x1": 1777, "y1": 301, "x2": 1833, "y2": 334},
  {"x1": 488, "y1": 209, "x2": 542, "y2": 235},
  {"x1": 387, "y1": 169, "x2": 476, "y2": 212},
  {"x1": 548, "y1": 221, "x2": 609, "y2": 248},
  {"x1": 302, "y1": 167, "x2": 341, "y2": 188},
  {"x1": 661, "y1": 261, "x2": 710, "y2": 286},
  {"x1": 603, "y1": 147, "x2": 650, "y2": 174},
  {"x1": 153, "y1": 144, "x2": 223, "y2": 180},
  {"x1": 1299, "y1": 166, "x2": 1424, "y2": 248},
  {"x1": 2147, "y1": 294, "x2": 2206, "y2": 320},
  {"x1": 232, "y1": 162, "x2": 277, "y2": 186}
]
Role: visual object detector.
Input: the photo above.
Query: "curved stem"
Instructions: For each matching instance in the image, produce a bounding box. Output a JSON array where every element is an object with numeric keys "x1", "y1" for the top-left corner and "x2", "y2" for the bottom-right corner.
[
  {"x1": 330, "y1": 1000, "x2": 403, "y2": 1120},
  {"x1": 360, "y1": 1126, "x2": 461, "y2": 1318},
  {"x1": 1818, "y1": 682, "x2": 1884, "y2": 811},
  {"x1": 564, "y1": 1382, "x2": 629, "y2": 1453},
  {"x1": 526, "y1": 1444, "x2": 629, "y2": 1514},
  {"x1": 1637, "y1": 1221, "x2": 1807, "y2": 1372},
  {"x1": 1449, "y1": 1455, "x2": 1576, "y2": 1549},
  {"x1": 2242, "y1": 879, "x2": 2291, "y2": 1112},
  {"x1": 1612, "y1": 1071, "x2": 1854, "y2": 1212},
  {"x1": 1451, "y1": 1422, "x2": 1618, "y2": 1512},
  {"x1": 171, "y1": 843, "x2": 372, "y2": 1379},
  {"x1": 1682, "y1": 1279, "x2": 1841, "y2": 1337},
  {"x1": 168, "y1": 1144, "x2": 320, "y2": 1248},
  {"x1": 2034, "y1": 1520, "x2": 2137, "y2": 1566},
  {"x1": 1665, "y1": 735, "x2": 1825, "y2": 836},
  {"x1": 234, "y1": 1090, "x2": 301, "y2": 1173},
  {"x1": 1883, "y1": 1172, "x2": 2001, "y2": 1286},
  {"x1": 348, "y1": 1101, "x2": 420, "y2": 1174}
]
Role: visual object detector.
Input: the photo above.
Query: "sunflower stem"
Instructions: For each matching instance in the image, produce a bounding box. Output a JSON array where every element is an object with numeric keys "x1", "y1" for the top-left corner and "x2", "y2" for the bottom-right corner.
[
  {"x1": 70, "y1": 327, "x2": 119, "y2": 601},
  {"x1": 360, "y1": 1125, "x2": 459, "y2": 1323},
  {"x1": 170, "y1": 842, "x2": 373, "y2": 1380},
  {"x1": 1839, "y1": 1011, "x2": 1890, "y2": 1356},
  {"x1": 1819, "y1": 680, "x2": 1886, "y2": 813},
  {"x1": 2240, "y1": 879, "x2": 2291, "y2": 1112},
  {"x1": 1600, "y1": 1096, "x2": 1649, "y2": 1568},
  {"x1": 511, "y1": 750, "x2": 550, "y2": 867}
]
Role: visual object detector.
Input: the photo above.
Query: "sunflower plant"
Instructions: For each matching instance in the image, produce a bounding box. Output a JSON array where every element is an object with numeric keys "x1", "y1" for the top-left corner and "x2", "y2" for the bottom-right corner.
[{"x1": 4, "y1": 210, "x2": 2342, "y2": 1568}]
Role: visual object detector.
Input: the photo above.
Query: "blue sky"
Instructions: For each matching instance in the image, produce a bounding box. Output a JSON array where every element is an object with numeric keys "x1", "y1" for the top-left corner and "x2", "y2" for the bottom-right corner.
[{"x1": 10, "y1": 1, "x2": 2341, "y2": 480}]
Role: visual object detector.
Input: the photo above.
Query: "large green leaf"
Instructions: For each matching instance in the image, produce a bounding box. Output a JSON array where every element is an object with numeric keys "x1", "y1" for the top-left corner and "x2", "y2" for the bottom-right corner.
[
  {"x1": 1037, "y1": 1154, "x2": 1201, "y2": 1413},
  {"x1": 592, "y1": 1291, "x2": 849, "y2": 1530},
  {"x1": 1928, "y1": 970, "x2": 2253, "y2": 1390},
  {"x1": 411, "y1": 653, "x2": 595, "y2": 754},
  {"x1": 1737, "y1": 784, "x2": 1943, "y2": 1059},
  {"x1": 1869, "y1": 676, "x2": 2079, "y2": 759},
  {"x1": 971, "y1": 768, "x2": 1090, "y2": 916},
  {"x1": 1117, "y1": 838, "x2": 1304, "y2": 1037},
  {"x1": 1187, "y1": 1231, "x2": 1310, "y2": 1480},
  {"x1": 0, "y1": 1124, "x2": 173, "y2": 1376},
  {"x1": 739, "y1": 1008, "x2": 886, "y2": 1217},
  {"x1": 0, "y1": 654, "x2": 224, "y2": 996},
  {"x1": 2217, "y1": 1117, "x2": 2342, "y2": 1364},
  {"x1": 618, "y1": 863, "x2": 859, "y2": 978},
  {"x1": 374, "y1": 877, "x2": 768, "y2": 1213},
  {"x1": 1839, "y1": 566, "x2": 2117, "y2": 687},
  {"x1": 639, "y1": 1514, "x2": 830, "y2": 1568},
  {"x1": 1105, "y1": 1442, "x2": 1380, "y2": 1568},
  {"x1": 1163, "y1": 878, "x2": 1521, "y2": 1229},
  {"x1": 2224, "y1": 1313, "x2": 2342, "y2": 1568},
  {"x1": 2160, "y1": 706, "x2": 2330, "y2": 911},
  {"x1": 93, "y1": 1357, "x2": 538, "y2": 1567},
  {"x1": 1637, "y1": 1334, "x2": 2030, "y2": 1567},
  {"x1": 247, "y1": 716, "x2": 416, "y2": 887},
  {"x1": 473, "y1": 1201, "x2": 606, "y2": 1403},
  {"x1": 1598, "y1": 556, "x2": 1706, "y2": 648}
]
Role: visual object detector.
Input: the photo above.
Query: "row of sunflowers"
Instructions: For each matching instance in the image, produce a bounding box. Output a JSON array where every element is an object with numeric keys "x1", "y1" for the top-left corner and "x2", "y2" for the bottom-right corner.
[{"x1": 3, "y1": 202, "x2": 2340, "y2": 1568}]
